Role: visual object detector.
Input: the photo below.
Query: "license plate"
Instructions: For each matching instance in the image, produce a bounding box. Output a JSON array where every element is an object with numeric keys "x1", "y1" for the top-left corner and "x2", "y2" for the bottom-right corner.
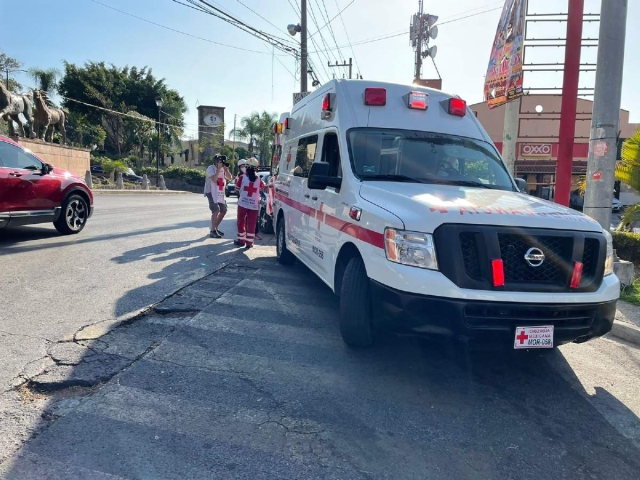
[{"x1": 514, "y1": 326, "x2": 554, "y2": 349}]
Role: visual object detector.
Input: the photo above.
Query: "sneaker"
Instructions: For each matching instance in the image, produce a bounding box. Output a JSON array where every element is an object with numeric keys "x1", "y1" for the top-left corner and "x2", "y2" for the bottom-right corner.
[
  {"x1": 210, "y1": 230, "x2": 221, "y2": 238},
  {"x1": 245, "y1": 244, "x2": 253, "y2": 249},
  {"x1": 255, "y1": 233, "x2": 262, "y2": 240},
  {"x1": 216, "y1": 229, "x2": 225, "y2": 237},
  {"x1": 234, "y1": 240, "x2": 245, "y2": 247}
]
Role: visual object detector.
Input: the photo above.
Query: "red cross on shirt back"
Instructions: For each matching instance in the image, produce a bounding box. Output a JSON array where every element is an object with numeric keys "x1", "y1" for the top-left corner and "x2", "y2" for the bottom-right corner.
[{"x1": 244, "y1": 181, "x2": 258, "y2": 197}]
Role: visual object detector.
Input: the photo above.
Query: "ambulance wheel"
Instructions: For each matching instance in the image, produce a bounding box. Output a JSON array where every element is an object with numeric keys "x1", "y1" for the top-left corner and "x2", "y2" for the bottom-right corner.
[
  {"x1": 339, "y1": 257, "x2": 374, "y2": 348},
  {"x1": 276, "y1": 217, "x2": 295, "y2": 265}
]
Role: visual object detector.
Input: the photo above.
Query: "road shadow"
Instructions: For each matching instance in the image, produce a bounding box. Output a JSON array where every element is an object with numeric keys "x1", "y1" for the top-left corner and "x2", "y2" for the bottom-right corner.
[{"x1": 2, "y1": 248, "x2": 640, "y2": 479}]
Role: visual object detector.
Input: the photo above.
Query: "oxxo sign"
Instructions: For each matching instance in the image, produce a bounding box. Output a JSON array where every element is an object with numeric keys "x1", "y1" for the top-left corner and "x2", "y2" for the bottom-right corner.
[{"x1": 521, "y1": 143, "x2": 552, "y2": 157}]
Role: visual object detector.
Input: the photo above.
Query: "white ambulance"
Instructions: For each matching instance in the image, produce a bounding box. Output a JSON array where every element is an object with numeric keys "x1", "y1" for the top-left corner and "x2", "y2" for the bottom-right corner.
[{"x1": 272, "y1": 79, "x2": 619, "y2": 350}]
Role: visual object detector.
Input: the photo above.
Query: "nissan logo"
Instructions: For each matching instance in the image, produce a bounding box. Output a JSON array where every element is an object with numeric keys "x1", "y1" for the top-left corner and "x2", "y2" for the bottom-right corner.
[{"x1": 524, "y1": 248, "x2": 545, "y2": 267}]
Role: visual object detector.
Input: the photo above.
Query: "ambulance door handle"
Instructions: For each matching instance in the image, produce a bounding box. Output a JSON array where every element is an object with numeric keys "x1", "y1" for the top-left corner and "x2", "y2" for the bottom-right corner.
[
  {"x1": 311, "y1": 196, "x2": 318, "y2": 201},
  {"x1": 304, "y1": 194, "x2": 310, "y2": 199}
]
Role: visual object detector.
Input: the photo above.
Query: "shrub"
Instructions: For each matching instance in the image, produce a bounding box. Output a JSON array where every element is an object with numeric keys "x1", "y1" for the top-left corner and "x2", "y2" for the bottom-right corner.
[
  {"x1": 90, "y1": 154, "x2": 110, "y2": 166},
  {"x1": 162, "y1": 166, "x2": 206, "y2": 185},
  {"x1": 612, "y1": 232, "x2": 640, "y2": 267},
  {"x1": 138, "y1": 166, "x2": 156, "y2": 177},
  {"x1": 101, "y1": 160, "x2": 128, "y2": 174}
]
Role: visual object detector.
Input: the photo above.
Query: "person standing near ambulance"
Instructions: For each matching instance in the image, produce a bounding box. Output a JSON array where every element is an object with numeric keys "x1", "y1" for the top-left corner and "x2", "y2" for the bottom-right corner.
[
  {"x1": 205, "y1": 155, "x2": 232, "y2": 238},
  {"x1": 234, "y1": 162, "x2": 266, "y2": 249}
]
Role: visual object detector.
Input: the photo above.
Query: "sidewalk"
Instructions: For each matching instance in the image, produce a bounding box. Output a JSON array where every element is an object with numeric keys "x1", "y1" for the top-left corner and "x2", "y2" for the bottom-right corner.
[
  {"x1": 92, "y1": 189, "x2": 192, "y2": 195},
  {"x1": 611, "y1": 300, "x2": 640, "y2": 346}
]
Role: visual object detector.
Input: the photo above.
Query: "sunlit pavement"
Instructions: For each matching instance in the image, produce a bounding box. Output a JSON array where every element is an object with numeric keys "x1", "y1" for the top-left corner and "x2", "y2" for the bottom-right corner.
[{"x1": 1, "y1": 195, "x2": 639, "y2": 479}]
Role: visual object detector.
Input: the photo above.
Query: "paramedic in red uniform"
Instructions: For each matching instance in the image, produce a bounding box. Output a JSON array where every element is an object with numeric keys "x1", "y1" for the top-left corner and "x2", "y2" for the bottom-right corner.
[{"x1": 235, "y1": 164, "x2": 266, "y2": 249}]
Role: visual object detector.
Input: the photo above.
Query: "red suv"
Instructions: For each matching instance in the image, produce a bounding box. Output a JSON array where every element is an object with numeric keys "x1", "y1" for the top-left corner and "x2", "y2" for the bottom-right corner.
[{"x1": 0, "y1": 136, "x2": 93, "y2": 235}]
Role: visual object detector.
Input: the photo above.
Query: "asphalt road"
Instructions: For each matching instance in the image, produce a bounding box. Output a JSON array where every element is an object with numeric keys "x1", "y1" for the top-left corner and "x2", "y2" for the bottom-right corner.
[
  {"x1": 1, "y1": 194, "x2": 640, "y2": 479},
  {"x1": 0, "y1": 193, "x2": 235, "y2": 393}
]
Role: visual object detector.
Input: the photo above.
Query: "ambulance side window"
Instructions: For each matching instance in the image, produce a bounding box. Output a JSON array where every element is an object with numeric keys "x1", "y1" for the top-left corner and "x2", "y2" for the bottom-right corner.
[
  {"x1": 320, "y1": 133, "x2": 342, "y2": 179},
  {"x1": 293, "y1": 135, "x2": 318, "y2": 178}
]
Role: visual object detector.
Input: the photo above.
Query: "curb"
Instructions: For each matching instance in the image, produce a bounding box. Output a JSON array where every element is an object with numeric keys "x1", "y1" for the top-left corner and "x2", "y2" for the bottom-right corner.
[
  {"x1": 92, "y1": 189, "x2": 193, "y2": 195},
  {"x1": 608, "y1": 320, "x2": 640, "y2": 346}
]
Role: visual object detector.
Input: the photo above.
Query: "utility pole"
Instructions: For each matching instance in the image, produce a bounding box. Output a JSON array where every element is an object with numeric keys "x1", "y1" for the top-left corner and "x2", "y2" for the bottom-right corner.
[
  {"x1": 328, "y1": 58, "x2": 353, "y2": 79},
  {"x1": 415, "y1": 0, "x2": 424, "y2": 81},
  {"x1": 301, "y1": 0, "x2": 308, "y2": 93},
  {"x1": 555, "y1": 0, "x2": 585, "y2": 206},
  {"x1": 502, "y1": 99, "x2": 521, "y2": 175},
  {"x1": 583, "y1": 0, "x2": 628, "y2": 229}
]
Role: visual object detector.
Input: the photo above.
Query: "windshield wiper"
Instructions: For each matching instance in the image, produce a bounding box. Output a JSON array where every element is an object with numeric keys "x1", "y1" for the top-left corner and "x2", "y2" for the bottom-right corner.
[
  {"x1": 429, "y1": 179, "x2": 500, "y2": 189},
  {"x1": 362, "y1": 174, "x2": 425, "y2": 183}
]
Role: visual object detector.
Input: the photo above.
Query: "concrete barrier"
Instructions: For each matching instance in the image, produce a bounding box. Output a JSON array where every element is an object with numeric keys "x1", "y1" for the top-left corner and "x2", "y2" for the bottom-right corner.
[
  {"x1": 13, "y1": 137, "x2": 90, "y2": 178},
  {"x1": 116, "y1": 172, "x2": 124, "y2": 189},
  {"x1": 85, "y1": 170, "x2": 93, "y2": 189},
  {"x1": 142, "y1": 174, "x2": 149, "y2": 190}
]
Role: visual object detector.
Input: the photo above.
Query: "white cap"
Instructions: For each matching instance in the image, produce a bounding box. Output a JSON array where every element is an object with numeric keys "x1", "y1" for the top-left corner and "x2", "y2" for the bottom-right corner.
[
  {"x1": 237, "y1": 159, "x2": 248, "y2": 166},
  {"x1": 249, "y1": 157, "x2": 259, "y2": 166}
]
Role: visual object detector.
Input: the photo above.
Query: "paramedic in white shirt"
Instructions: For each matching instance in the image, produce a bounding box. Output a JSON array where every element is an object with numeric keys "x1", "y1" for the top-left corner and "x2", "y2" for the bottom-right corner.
[{"x1": 204, "y1": 155, "x2": 232, "y2": 238}]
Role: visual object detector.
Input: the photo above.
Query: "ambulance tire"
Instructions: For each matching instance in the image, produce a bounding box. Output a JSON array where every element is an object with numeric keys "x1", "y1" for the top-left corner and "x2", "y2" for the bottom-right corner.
[
  {"x1": 339, "y1": 257, "x2": 374, "y2": 348},
  {"x1": 276, "y1": 217, "x2": 295, "y2": 266}
]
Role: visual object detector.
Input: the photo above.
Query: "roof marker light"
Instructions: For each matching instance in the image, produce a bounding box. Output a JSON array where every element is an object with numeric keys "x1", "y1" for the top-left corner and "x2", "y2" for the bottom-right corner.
[
  {"x1": 448, "y1": 98, "x2": 467, "y2": 117},
  {"x1": 322, "y1": 93, "x2": 331, "y2": 111},
  {"x1": 364, "y1": 88, "x2": 386, "y2": 106},
  {"x1": 284, "y1": 118, "x2": 291, "y2": 130},
  {"x1": 408, "y1": 91, "x2": 428, "y2": 110}
]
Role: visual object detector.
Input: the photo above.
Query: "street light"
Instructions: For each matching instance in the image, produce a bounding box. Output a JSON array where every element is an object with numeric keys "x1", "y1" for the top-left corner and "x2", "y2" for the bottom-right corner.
[{"x1": 155, "y1": 96, "x2": 163, "y2": 187}]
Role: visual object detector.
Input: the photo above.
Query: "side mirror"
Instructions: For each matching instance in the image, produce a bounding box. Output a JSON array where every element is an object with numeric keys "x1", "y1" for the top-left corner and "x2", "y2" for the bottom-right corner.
[
  {"x1": 308, "y1": 162, "x2": 342, "y2": 190},
  {"x1": 515, "y1": 178, "x2": 527, "y2": 193},
  {"x1": 42, "y1": 163, "x2": 53, "y2": 175}
]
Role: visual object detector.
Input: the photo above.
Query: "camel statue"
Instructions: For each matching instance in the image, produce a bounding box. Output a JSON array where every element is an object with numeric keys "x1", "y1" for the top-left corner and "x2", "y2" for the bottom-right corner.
[
  {"x1": 0, "y1": 80, "x2": 34, "y2": 138},
  {"x1": 33, "y1": 90, "x2": 67, "y2": 144}
]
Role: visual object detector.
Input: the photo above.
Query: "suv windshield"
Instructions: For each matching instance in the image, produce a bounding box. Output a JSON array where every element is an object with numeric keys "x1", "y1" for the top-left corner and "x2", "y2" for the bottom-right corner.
[{"x1": 347, "y1": 128, "x2": 515, "y2": 191}]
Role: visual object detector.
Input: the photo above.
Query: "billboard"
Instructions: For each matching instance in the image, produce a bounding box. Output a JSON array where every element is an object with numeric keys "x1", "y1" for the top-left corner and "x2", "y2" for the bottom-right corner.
[{"x1": 484, "y1": 0, "x2": 526, "y2": 109}]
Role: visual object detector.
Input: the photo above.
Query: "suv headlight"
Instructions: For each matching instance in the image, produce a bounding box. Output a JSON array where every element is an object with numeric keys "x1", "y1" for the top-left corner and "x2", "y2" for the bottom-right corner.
[
  {"x1": 603, "y1": 229, "x2": 614, "y2": 276},
  {"x1": 384, "y1": 228, "x2": 438, "y2": 270}
]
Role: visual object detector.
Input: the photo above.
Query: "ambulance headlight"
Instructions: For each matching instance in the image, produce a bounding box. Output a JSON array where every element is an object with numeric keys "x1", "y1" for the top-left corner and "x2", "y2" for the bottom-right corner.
[
  {"x1": 384, "y1": 228, "x2": 438, "y2": 270},
  {"x1": 603, "y1": 229, "x2": 614, "y2": 276}
]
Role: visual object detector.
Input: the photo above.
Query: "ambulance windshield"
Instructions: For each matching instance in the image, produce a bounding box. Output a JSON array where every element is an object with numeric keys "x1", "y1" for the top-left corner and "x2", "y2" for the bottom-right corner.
[{"x1": 347, "y1": 128, "x2": 515, "y2": 191}]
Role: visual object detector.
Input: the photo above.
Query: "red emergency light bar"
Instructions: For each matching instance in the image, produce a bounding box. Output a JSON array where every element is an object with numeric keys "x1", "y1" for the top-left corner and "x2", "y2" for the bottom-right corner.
[
  {"x1": 364, "y1": 88, "x2": 386, "y2": 106},
  {"x1": 322, "y1": 94, "x2": 331, "y2": 111},
  {"x1": 447, "y1": 98, "x2": 467, "y2": 117}
]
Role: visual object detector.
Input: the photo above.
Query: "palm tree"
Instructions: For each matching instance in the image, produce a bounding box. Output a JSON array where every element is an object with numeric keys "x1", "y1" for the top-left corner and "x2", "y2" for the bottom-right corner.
[
  {"x1": 229, "y1": 111, "x2": 277, "y2": 164},
  {"x1": 616, "y1": 129, "x2": 640, "y2": 230},
  {"x1": 29, "y1": 67, "x2": 60, "y2": 95}
]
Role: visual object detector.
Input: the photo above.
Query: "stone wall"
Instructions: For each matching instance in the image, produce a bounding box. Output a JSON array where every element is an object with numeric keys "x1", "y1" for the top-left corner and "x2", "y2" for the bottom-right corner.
[{"x1": 15, "y1": 137, "x2": 90, "y2": 178}]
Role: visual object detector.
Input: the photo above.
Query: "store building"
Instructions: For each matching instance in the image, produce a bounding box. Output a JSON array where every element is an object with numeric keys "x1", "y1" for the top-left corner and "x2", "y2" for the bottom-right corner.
[{"x1": 470, "y1": 95, "x2": 639, "y2": 200}]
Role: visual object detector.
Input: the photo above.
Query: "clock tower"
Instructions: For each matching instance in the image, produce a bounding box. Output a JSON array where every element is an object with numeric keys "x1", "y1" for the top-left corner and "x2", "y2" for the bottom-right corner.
[{"x1": 197, "y1": 105, "x2": 225, "y2": 164}]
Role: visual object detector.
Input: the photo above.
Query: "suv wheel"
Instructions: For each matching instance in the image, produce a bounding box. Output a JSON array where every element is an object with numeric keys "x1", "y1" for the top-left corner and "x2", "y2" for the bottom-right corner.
[
  {"x1": 54, "y1": 194, "x2": 89, "y2": 235},
  {"x1": 260, "y1": 207, "x2": 274, "y2": 234},
  {"x1": 276, "y1": 217, "x2": 295, "y2": 265},
  {"x1": 339, "y1": 257, "x2": 374, "y2": 347}
]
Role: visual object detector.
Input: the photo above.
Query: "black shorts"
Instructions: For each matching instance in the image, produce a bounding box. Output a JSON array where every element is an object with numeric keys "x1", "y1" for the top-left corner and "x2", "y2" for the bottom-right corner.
[{"x1": 206, "y1": 193, "x2": 227, "y2": 214}]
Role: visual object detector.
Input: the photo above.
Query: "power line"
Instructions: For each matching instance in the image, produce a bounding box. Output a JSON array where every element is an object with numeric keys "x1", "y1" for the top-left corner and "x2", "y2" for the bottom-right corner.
[
  {"x1": 307, "y1": 1, "x2": 340, "y2": 64},
  {"x1": 309, "y1": 0, "x2": 355, "y2": 39},
  {"x1": 286, "y1": 0, "x2": 300, "y2": 17},
  {"x1": 309, "y1": 5, "x2": 504, "y2": 54},
  {"x1": 316, "y1": 0, "x2": 343, "y2": 59},
  {"x1": 233, "y1": 0, "x2": 291, "y2": 40},
  {"x1": 332, "y1": 0, "x2": 361, "y2": 77},
  {"x1": 172, "y1": 0, "x2": 298, "y2": 55},
  {"x1": 89, "y1": 0, "x2": 287, "y2": 56}
]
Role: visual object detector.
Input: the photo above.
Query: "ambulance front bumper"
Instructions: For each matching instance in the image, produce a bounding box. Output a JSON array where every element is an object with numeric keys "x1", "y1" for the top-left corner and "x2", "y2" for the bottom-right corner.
[{"x1": 370, "y1": 281, "x2": 617, "y2": 348}]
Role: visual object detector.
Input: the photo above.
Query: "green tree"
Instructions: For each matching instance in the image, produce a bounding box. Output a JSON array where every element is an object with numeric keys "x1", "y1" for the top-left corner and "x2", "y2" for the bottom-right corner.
[
  {"x1": 0, "y1": 49, "x2": 24, "y2": 92},
  {"x1": 229, "y1": 111, "x2": 277, "y2": 165},
  {"x1": 57, "y1": 62, "x2": 188, "y2": 157},
  {"x1": 66, "y1": 112, "x2": 107, "y2": 149},
  {"x1": 29, "y1": 67, "x2": 60, "y2": 95},
  {"x1": 616, "y1": 129, "x2": 640, "y2": 192}
]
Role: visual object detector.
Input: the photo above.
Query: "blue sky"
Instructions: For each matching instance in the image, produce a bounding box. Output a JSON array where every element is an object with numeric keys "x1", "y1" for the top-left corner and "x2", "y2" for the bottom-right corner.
[{"x1": 1, "y1": 0, "x2": 638, "y2": 139}]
